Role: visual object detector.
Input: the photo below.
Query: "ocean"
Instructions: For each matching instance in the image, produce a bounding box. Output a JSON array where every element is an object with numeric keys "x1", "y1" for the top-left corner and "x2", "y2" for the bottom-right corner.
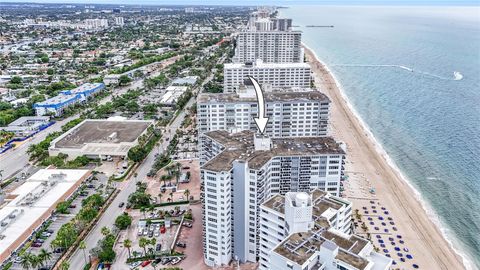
[{"x1": 280, "y1": 5, "x2": 480, "y2": 269}]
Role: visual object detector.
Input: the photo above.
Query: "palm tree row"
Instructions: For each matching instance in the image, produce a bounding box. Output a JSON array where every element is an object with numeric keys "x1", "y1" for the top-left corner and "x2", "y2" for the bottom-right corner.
[{"x1": 20, "y1": 249, "x2": 52, "y2": 270}]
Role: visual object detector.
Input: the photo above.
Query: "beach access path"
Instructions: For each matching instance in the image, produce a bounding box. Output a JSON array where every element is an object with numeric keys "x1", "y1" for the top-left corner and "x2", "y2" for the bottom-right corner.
[{"x1": 304, "y1": 46, "x2": 466, "y2": 270}]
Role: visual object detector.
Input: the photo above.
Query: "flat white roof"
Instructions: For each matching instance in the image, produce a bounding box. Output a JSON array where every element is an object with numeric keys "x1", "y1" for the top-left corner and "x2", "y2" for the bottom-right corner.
[
  {"x1": 224, "y1": 60, "x2": 310, "y2": 69},
  {"x1": 0, "y1": 169, "x2": 90, "y2": 259}
]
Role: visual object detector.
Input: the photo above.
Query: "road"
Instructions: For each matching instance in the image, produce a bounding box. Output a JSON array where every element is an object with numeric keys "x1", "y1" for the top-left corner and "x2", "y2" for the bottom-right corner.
[{"x1": 68, "y1": 97, "x2": 196, "y2": 269}]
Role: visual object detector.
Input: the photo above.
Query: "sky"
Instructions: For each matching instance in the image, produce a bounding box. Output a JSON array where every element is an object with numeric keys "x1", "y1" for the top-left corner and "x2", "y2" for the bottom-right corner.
[{"x1": 1, "y1": 0, "x2": 478, "y2": 5}]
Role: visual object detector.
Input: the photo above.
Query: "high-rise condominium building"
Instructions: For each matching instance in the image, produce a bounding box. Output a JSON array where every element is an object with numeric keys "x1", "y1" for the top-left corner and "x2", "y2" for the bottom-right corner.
[
  {"x1": 223, "y1": 60, "x2": 311, "y2": 92},
  {"x1": 233, "y1": 30, "x2": 303, "y2": 63},
  {"x1": 200, "y1": 130, "x2": 346, "y2": 267},
  {"x1": 197, "y1": 88, "x2": 329, "y2": 137},
  {"x1": 259, "y1": 191, "x2": 392, "y2": 270}
]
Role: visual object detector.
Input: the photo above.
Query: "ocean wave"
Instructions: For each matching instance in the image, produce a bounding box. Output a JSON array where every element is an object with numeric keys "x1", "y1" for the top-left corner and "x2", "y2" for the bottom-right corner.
[
  {"x1": 332, "y1": 64, "x2": 463, "y2": 81},
  {"x1": 305, "y1": 44, "x2": 474, "y2": 270}
]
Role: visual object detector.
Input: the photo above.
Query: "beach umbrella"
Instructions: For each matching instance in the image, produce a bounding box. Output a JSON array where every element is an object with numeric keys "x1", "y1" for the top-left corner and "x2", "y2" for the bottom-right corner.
[
  {"x1": 380, "y1": 244, "x2": 386, "y2": 248},
  {"x1": 400, "y1": 258, "x2": 406, "y2": 262},
  {"x1": 378, "y1": 217, "x2": 384, "y2": 220},
  {"x1": 392, "y1": 227, "x2": 398, "y2": 231},
  {"x1": 389, "y1": 237, "x2": 394, "y2": 241},
  {"x1": 370, "y1": 222, "x2": 375, "y2": 225},
  {"x1": 381, "y1": 207, "x2": 386, "y2": 210},
  {"x1": 384, "y1": 229, "x2": 389, "y2": 233},
  {"x1": 373, "y1": 210, "x2": 378, "y2": 213},
  {"x1": 404, "y1": 248, "x2": 409, "y2": 252},
  {"x1": 397, "y1": 253, "x2": 403, "y2": 257},
  {"x1": 388, "y1": 217, "x2": 393, "y2": 220},
  {"x1": 407, "y1": 254, "x2": 413, "y2": 259},
  {"x1": 368, "y1": 217, "x2": 373, "y2": 221},
  {"x1": 384, "y1": 211, "x2": 389, "y2": 215},
  {"x1": 383, "y1": 249, "x2": 389, "y2": 253},
  {"x1": 376, "y1": 235, "x2": 382, "y2": 239},
  {"x1": 413, "y1": 264, "x2": 419, "y2": 269},
  {"x1": 390, "y1": 221, "x2": 395, "y2": 225},
  {"x1": 371, "y1": 205, "x2": 376, "y2": 209},
  {"x1": 395, "y1": 247, "x2": 400, "y2": 251},
  {"x1": 392, "y1": 261, "x2": 397, "y2": 265},
  {"x1": 381, "y1": 222, "x2": 386, "y2": 226},
  {"x1": 399, "y1": 240, "x2": 405, "y2": 244},
  {"x1": 391, "y1": 242, "x2": 396, "y2": 245},
  {"x1": 385, "y1": 254, "x2": 391, "y2": 257},
  {"x1": 374, "y1": 227, "x2": 379, "y2": 230},
  {"x1": 378, "y1": 239, "x2": 384, "y2": 243},
  {"x1": 397, "y1": 235, "x2": 402, "y2": 239}
]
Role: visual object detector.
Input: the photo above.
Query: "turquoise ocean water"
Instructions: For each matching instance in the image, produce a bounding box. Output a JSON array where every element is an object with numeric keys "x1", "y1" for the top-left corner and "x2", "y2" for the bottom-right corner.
[{"x1": 281, "y1": 5, "x2": 480, "y2": 269}]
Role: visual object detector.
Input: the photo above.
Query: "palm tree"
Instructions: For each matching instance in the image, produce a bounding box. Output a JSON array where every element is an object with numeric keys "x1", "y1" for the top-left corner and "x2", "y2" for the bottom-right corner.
[
  {"x1": 101, "y1": 226, "x2": 110, "y2": 236},
  {"x1": 184, "y1": 189, "x2": 190, "y2": 201},
  {"x1": 169, "y1": 192, "x2": 174, "y2": 202},
  {"x1": 140, "y1": 207, "x2": 147, "y2": 219},
  {"x1": 172, "y1": 169, "x2": 180, "y2": 186},
  {"x1": 161, "y1": 175, "x2": 169, "y2": 187},
  {"x1": 149, "y1": 238, "x2": 157, "y2": 255},
  {"x1": 124, "y1": 239, "x2": 132, "y2": 258},
  {"x1": 158, "y1": 193, "x2": 162, "y2": 203},
  {"x1": 139, "y1": 237, "x2": 148, "y2": 255},
  {"x1": 60, "y1": 261, "x2": 70, "y2": 270},
  {"x1": 79, "y1": 240, "x2": 88, "y2": 265},
  {"x1": 20, "y1": 253, "x2": 32, "y2": 270},
  {"x1": 38, "y1": 248, "x2": 52, "y2": 267},
  {"x1": 0, "y1": 169, "x2": 3, "y2": 181}
]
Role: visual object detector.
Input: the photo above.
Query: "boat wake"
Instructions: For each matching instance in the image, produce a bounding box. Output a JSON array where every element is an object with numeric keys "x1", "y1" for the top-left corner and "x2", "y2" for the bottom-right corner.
[{"x1": 332, "y1": 64, "x2": 463, "y2": 81}]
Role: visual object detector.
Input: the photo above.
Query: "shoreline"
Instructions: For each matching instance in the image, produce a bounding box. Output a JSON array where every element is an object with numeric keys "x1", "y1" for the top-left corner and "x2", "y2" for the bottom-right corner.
[{"x1": 303, "y1": 44, "x2": 470, "y2": 269}]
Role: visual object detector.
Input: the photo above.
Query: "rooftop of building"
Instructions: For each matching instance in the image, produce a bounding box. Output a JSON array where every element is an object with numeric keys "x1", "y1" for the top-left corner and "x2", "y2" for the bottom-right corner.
[
  {"x1": 0, "y1": 169, "x2": 90, "y2": 260},
  {"x1": 201, "y1": 130, "x2": 344, "y2": 172},
  {"x1": 197, "y1": 89, "x2": 329, "y2": 104},
  {"x1": 53, "y1": 119, "x2": 153, "y2": 149},
  {"x1": 6, "y1": 116, "x2": 50, "y2": 127}
]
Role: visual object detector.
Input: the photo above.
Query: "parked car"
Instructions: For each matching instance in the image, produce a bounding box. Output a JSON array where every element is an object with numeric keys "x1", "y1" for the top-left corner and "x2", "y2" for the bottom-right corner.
[
  {"x1": 53, "y1": 247, "x2": 65, "y2": 253},
  {"x1": 140, "y1": 260, "x2": 151, "y2": 267},
  {"x1": 118, "y1": 202, "x2": 125, "y2": 208},
  {"x1": 182, "y1": 166, "x2": 190, "y2": 170},
  {"x1": 32, "y1": 242, "x2": 42, "y2": 247},
  {"x1": 183, "y1": 222, "x2": 192, "y2": 228},
  {"x1": 155, "y1": 244, "x2": 162, "y2": 251},
  {"x1": 68, "y1": 204, "x2": 76, "y2": 208},
  {"x1": 160, "y1": 258, "x2": 171, "y2": 265},
  {"x1": 170, "y1": 258, "x2": 180, "y2": 265},
  {"x1": 35, "y1": 239, "x2": 45, "y2": 243},
  {"x1": 176, "y1": 242, "x2": 186, "y2": 248}
]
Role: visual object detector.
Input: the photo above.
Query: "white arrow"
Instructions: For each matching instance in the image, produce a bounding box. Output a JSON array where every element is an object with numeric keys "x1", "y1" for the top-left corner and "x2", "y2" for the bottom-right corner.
[{"x1": 248, "y1": 76, "x2": 269, "y2": 134}]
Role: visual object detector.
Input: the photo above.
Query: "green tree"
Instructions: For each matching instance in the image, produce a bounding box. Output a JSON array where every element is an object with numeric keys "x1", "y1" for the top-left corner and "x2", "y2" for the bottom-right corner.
[
  {"x1": 124, "y1": 239, "x2": 132, "y2": 258},
  {"x1": 115, "y1": 213, "x2": 132, "y2": 230},
  {"x1": 139, "y1": 237, "x2": 148, "y2": 255},
  {"x1": 59, "y1": 261, "x2": 70, "y2": 270},
  {"x1": 79, "y1": 240, "x2": 88, "y2": 265},
  {"x1": 10, "y1": 76, "x2": 22, "y2": 84},
  {"x1": 118, "y1": 75, "x2": 132, "y2": 86},
  {"x1": 52, "y1": 222, "x2": 78, "y2": 249},
  {"x1": 38, "y1": 248, "x2": 52, "y2": 267}
]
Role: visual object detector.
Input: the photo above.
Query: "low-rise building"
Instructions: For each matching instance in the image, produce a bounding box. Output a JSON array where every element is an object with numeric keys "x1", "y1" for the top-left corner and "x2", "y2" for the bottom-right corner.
[
  {"x1": 49, "y1": 118, "x2": 153, "y2": 159},
  {"x1": 33, "y1": 83, "x2": 105, "y2": 116},
  {"x1": 0, "y1": 169, "x2": 91, "y2": 264},
  {"x1": 2, "y1": 116, "x2": 51, "y2": 137}
]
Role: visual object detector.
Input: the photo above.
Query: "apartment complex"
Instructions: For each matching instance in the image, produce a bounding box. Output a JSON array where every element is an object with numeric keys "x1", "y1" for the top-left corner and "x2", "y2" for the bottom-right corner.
[
  {"x1": 233, "y1": 30, "x2": 303, "y2": 63},
  {"x1": 259, "y1": 191, "x2": 392, "y2": 270},
  {"x1": 33, "y1": 83, "x2": 105, "y2": 116},
  {"x1": 223, "y1": 60, "x2": 311, "y2": 92},
  {"x1": 200, "y1": 130, "x2": 346, "y2": 266},
  {"x1": 197, "y1": 88, "x2": 330, "y2": 137}
]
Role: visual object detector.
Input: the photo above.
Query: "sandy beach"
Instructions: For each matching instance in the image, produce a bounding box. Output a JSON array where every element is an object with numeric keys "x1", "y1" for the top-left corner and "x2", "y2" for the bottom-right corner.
[{"x1": 304, "y1": 46, "x2": 467, "y2": 270}]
